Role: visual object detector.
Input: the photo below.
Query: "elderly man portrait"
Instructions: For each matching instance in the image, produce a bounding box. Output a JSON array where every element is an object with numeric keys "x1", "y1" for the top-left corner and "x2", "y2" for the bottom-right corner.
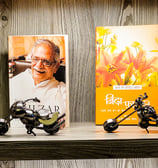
[{"x1": 9, "y1": 39, "x2": 66, "y2": 116}]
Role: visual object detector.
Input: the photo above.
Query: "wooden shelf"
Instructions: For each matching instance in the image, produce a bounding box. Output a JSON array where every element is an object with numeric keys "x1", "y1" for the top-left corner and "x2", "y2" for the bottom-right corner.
[
  {"x1": 0, "y1": 0, "x2": 158, "y2": 167},
  {"x1": 1, "y1": 122, "x2": 158, "y2": 160}
]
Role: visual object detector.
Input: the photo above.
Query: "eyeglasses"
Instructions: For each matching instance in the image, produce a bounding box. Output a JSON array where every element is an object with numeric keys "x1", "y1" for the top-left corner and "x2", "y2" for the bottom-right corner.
[{"x1": 32, "y1": 57, "x2": 56, "y2": 67}]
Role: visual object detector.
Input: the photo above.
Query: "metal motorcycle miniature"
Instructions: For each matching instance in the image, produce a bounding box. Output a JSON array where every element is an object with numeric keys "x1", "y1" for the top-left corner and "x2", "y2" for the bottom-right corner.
[
  {"x1": 0, "y1": 97, "x2": 65, "y2": 136},
  {"x1": 103, "y1": 93, "x2": 158, "y2": 133}
]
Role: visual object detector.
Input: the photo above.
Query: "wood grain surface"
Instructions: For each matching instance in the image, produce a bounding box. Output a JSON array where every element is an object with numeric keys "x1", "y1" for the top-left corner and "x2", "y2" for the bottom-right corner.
[
  {"x1": 13, "y1": 159, "x2": 158, "y2": 168},
  {"x1": 1, "y1": 0, "x2": 158, "y2": 122},
  {"x1": 1, "y1": 123, "x2": 158, "y2": 160},
  {"x1": 0, "y1": 0, "x2": 10, "y2": 119},
  {"x1": 0, "y1": 0, "x2": 158, "y2": 167}
]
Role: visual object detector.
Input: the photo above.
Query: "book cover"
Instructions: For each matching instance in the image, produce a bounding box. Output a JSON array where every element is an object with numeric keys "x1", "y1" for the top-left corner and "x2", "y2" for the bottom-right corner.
[
  {"x1": 8, "y1": 35, "x2": 69, "y2": 133},
  {"x1": 96, "y1": 25, "x2": 158, "y2": 125}
]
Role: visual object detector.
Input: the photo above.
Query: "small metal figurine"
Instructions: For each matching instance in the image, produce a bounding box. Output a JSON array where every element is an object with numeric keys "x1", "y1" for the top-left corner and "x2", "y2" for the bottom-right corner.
[
  {"x1": 0, "y1": 98, "x2": 65, "y2": 136},
  {"x1": 103, "y1": 93, "x2": 158, "y2": 133}
]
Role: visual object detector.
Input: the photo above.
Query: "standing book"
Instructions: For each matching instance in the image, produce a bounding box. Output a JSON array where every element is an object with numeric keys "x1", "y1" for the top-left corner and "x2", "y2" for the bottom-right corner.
[
  {"x1": 96, "y1": 25, "x2": 158, "y2": 125},
  {"x1": 7, "y1": 35, "x2": 69, "y2": 135}
]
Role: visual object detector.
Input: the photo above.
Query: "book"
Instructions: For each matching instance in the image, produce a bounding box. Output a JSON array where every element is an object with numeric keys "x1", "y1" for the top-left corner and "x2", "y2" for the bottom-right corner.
[
  {"x1": 96, "y1": 25, "x2": 158, "y2": 125},
  {"x1": 8, "y1": 35, "x2": 69, "y2": 132}
]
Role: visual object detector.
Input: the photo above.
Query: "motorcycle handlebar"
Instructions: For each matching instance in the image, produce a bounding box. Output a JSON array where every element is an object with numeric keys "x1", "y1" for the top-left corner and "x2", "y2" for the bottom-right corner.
[
  {"x1": 134, "y1": 93, "x2": 148, "y2": 106},
  {"x1": 33, "y1": 97, "x2": 40, "y2": 103},
  {"x1": 24, "y1": 97, "x2": 40, "y2": 103},
  {"x1": 141, "y1": 92, "x2": 148, "y2": 100}
]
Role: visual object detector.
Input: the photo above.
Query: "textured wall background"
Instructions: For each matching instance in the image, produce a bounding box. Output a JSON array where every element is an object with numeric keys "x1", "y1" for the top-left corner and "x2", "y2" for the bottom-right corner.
[{"x1": 0, "y1": 0, "x2": 158, "y2": 167}]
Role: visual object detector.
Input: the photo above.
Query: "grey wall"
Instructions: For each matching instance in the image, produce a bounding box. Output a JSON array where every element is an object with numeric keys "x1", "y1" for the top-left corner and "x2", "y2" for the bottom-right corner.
[{"x1": 0, "y1": 0, "x2": 158, "y2": 167}]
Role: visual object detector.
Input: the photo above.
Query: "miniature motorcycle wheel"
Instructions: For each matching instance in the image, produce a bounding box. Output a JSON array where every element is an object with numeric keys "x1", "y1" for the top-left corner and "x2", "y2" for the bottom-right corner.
[
  {"x1": 0, "y1": 122, "x2": 9, "y2": 135},
  {"x1": 138, "y1": 119, "x2": 149, "y2": 129},
  {"x1": 43, "y1": 121, "x2": 60, "y2": 134},
  {"x1": 103, "y1": 119, "x2": 119, "y2": 132}
]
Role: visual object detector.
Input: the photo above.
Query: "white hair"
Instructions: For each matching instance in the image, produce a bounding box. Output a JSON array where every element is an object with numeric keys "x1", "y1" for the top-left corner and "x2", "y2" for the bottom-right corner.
[{"x1": 30, "y1": 39, "x2": 60, "y2": 63}]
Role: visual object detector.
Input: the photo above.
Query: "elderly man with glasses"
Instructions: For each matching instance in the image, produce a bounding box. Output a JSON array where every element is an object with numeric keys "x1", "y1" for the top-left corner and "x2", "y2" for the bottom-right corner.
[{"x1": 10, "y1": 39, "x2": 66, "y2": 119}]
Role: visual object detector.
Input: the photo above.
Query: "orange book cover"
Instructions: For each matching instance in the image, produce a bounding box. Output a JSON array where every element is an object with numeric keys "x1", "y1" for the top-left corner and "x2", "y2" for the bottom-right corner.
[{"x1": 96, "y1": 25, "x2": 158, "y2": 125}]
